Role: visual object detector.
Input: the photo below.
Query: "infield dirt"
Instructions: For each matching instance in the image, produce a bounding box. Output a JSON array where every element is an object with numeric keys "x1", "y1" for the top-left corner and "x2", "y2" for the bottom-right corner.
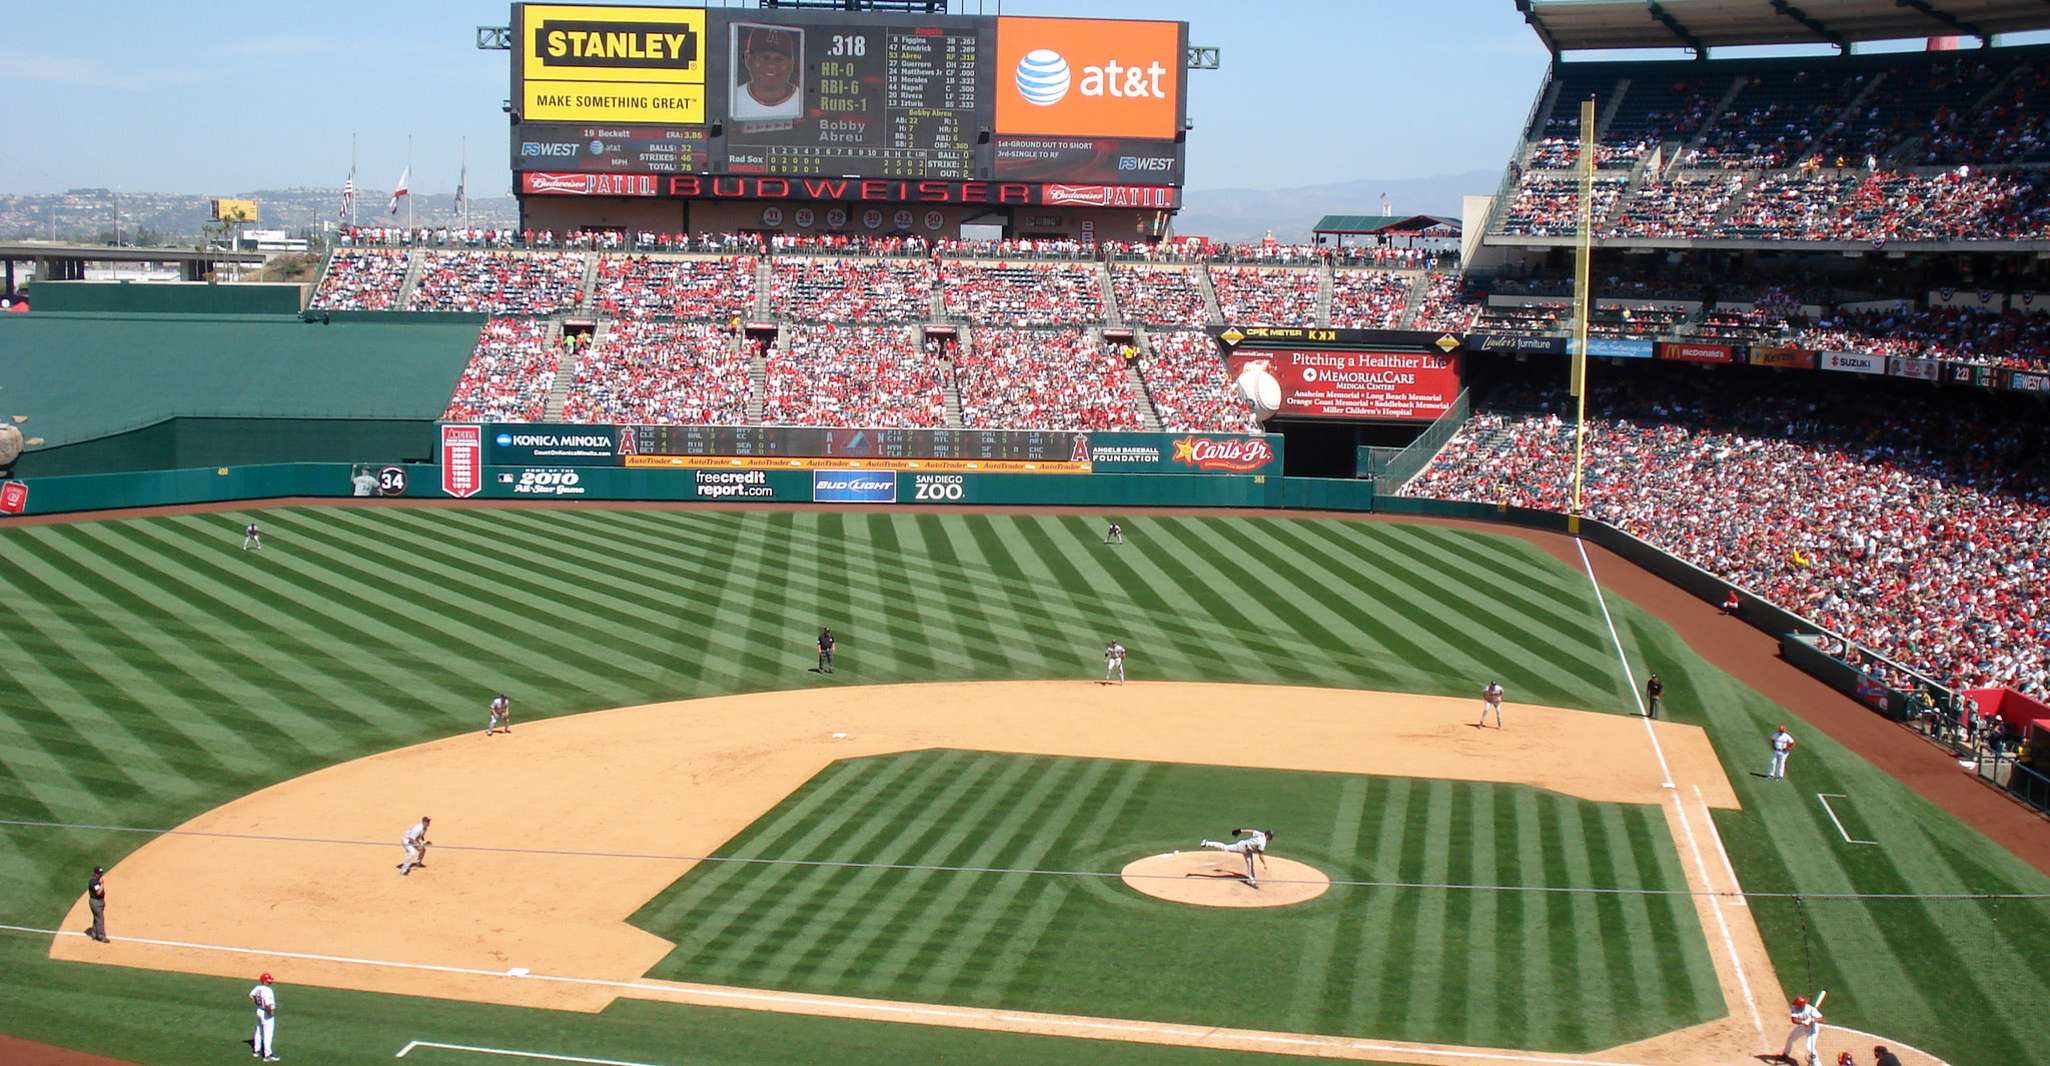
[{"x1": 51, "y1": 681, "x2": 1936, "y2": 1065}]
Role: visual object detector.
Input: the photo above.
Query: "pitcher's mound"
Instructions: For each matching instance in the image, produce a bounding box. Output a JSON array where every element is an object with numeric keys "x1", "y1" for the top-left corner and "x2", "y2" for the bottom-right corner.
[{"x1": 1120, "y1": 851, "x2": 1332, "y2": 908}]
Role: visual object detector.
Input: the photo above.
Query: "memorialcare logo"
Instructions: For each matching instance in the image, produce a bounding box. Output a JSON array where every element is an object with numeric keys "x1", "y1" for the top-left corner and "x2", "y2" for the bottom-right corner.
[
  {"x1": 1170, "y1": 436, "x2": 1274, "y2": 473},
  {"x1": 995, "y1": 17, "x2": 1179, "y2": 138}
]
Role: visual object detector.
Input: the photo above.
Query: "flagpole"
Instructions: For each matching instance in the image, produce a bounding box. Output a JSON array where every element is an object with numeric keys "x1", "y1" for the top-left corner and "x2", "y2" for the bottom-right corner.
[
  {"x1": 350, "y1": 133, "x2": 359, "y2": 227},
  {"x1": 461, "y1": 137, "x2": 469, "y2": 228},
  {"x1": 406, "y1": 135, "x2": 414, "y2": 229}
]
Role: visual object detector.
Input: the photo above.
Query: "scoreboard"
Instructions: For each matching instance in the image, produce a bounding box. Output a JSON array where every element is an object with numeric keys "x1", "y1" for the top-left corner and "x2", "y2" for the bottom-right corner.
[
  {"x1": 510, "y1": 3, "x2": 1186, "y2": 187},
  {"x1": 629, "y1": 426, "x2": 1081, "y2": 462}
]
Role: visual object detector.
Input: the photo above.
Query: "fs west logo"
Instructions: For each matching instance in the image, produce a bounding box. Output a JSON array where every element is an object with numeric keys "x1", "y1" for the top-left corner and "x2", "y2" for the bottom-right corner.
[{"x1": 995, "y1": 17, "x2": 1179, "y2": 138}]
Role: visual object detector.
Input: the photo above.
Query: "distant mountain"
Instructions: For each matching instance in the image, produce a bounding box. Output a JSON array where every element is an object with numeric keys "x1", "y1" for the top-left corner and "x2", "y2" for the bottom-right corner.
[{"x1": 1174, "y1": 170, "x2": 1501, "y2": 244}]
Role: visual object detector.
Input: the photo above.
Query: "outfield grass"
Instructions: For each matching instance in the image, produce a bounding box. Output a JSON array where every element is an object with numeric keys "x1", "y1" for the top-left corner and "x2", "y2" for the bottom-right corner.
[
  {"x1": 633, "y1": 751, "x2": 1720, "y2": 1051},
  {"x1": 1, "y1": 506, "x2": 2045, "y2": 1065}
]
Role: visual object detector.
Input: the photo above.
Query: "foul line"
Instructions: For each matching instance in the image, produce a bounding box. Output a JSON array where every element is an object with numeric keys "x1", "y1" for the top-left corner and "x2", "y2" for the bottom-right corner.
[
  {"x1": 9, "y1": 923, "x2": 1658, "y2": 1066},
  {"x1": 1816, "y1": 794, "x2": 1878, "y2": 846},
  {"x1": 1574, "y1": 538, "x2": 1675, "y2": 790},
  {"x1": 396, "y1": 1040, "x2": 663, "y2": 1065},
  {"x1": 1695, "y1": 786, "x2": 1746, "y2": 907},
  {"x1": 1668, "y1": 793, "x2": 1764, "y2": 1039}
]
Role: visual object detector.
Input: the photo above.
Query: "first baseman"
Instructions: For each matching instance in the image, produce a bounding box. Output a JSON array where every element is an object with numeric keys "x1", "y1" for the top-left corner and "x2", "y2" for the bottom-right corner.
[
  {"x1": 1104, "y1": 641, "x2": 1127, "y2": 684},
  {"x1": 485, "y1": 693, "x2": 511, "y2": 736},
  {"x1": 398, "y1": 816, "x2": 431, "y2": 875},
  {"x1": 1479, "y1": 681, "x2": 1505, "y2": 728},
  {"x1": 1199, "y1": 827, "x2": 1273, "y2": 886},
  {"x1": 248, "y1": 972, "x2": 278, "y2": 1061},
  {"x1": 1781, "y1": 994, "x2": 1823, "y2": 1065}
]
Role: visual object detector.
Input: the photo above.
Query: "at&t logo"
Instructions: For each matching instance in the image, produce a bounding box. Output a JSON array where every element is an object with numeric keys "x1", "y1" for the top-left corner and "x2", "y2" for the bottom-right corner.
[
  {"x1": 1014, "y1": 49, "x2": 1168, "y2": 106},
  {"x1": 1015, "y1": 49, "x2": 1070, "y2": 106}
]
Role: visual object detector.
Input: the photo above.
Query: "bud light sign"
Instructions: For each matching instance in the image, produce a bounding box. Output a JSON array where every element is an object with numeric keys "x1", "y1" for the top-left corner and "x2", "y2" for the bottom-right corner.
[{"x1": 813, "y1": 470, "x2": 898, "y2": 503}]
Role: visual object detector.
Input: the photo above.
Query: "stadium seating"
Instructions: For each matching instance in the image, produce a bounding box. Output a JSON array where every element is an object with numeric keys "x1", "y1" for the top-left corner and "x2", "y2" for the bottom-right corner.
[
  {"x1": 413, "y1": 252, "x2": 585, "y2": 314},
  {"x1": 769, "y1": 257, "x2": 935, "y2": 323},
  {"x1": 311, "y1": 250, "x2": 409, "y2": 311},
  {"x1": 1209, "y1": 265, "x2": 1321, "y2": 326},
  {"x1": 1402, "y1": 372, "x2": 2050, "y2": 700},
  {"x1": 1411, "y1": 272, "x2": 1484, "y2": 332},
  {"x1": 442, "y1": 318, "x2": 563, "y2": 422},
  {"x1": 1110, "y1": 265, "x2": 1211, "y2": 327},
  {"x1": 939, "y1": 261, "x2": 1104, "y2": 325},
  {"x1": 955, "y1": 327, "x2": 1141, "y2": 430},
  {"x1": 1139, "y1": 331, "x2": 1258, "y2": 433},
  {"x1": 1496, "y1": 176, "x2": 1627, "y2": 236},
  {"x1": 763, "y1": 324, "x2": 949, "y2": 427},
  {"x1": 560, "y1": 319, "x2": 749, "y2": 426},
  {"x1": 1327, "y1": 270, "x2": 1414, "y2": 329},
  {"x1": 591, "y1": 255, "x2": 757, "y2": 319}
]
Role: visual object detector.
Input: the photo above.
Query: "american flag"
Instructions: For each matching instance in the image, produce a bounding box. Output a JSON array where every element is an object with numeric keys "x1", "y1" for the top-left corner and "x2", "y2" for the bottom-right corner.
[{"x1": 337, "y1": 176, "x2": 355, "y2": 220}]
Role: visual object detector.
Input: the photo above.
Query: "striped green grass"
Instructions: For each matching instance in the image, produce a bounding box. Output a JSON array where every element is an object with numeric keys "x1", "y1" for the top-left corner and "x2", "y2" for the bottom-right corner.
[
  {"x1": 633, "y1": 751, "x2": 1719, "y2": 1050},
  {"x1": 0, "y1": 505, "x2": 2044, "y2": 1065}
]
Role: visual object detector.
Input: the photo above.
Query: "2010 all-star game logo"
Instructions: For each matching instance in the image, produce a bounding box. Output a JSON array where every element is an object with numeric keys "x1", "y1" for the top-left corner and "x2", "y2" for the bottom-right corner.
[{"x1": 1170, "y1": 435, "x2": 1274, "y2": 472}]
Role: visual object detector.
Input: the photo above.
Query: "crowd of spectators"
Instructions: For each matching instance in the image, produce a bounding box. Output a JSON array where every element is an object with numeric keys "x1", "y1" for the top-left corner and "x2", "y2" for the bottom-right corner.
[
  {"x1": 560, "y1": 319, "x2": 747, "y2": 425},
  {"x1": 1138, "y1": 331, "x2": 1258, "y2": 433},
  {"x1": 770, "y1": 257, "x2": 934, "y2": 323},
  {"x1": 1497, "y1": 176, "x2": 1627, "y2": 237},
  {"x1": 1327, "y1": 270, "x2": 1414, "y2": 329},
  {"x1": 590, "y1": 255, "x2": 756, "y2": 319},
  {"x1": 1401, "y1": 368, "x2": 2050, "y2": 700},
  {"x1": 1111, "y1": 265, "x2": 1211, "y2": 327},
  {"x1": 310, "y1": 249, "x2": 408, "y2": 311},
  {"x1": 955, "y1": 328, "x2": 1142, "y2": 430},
  {"x1": 1526, "y1": 137, "x2": 1649, "y2": 170},
  {"x1": 1604, "y1": 175, "x2": 1745, "y2": 239},
  {"x1": 939, "y1": 261, "x2": 1104, "y2": 324},
  {"x1": 442, "y1": 318, "x2": 563, "y2": 422},
  {"x1": 1412, "y1": 272, "x2": 1485, "y2": 332},
  {"x1": 1210, "y1": 265, "x2": 1322, "y2": 326},
  {"x1": 1796, "y1": 304, "x2": 2050, "y2": 369},
  {"x1": 411, "y1": 251, "x2": 585, "y2": 314},
  {"x1": 762, "y1": 325, "x2": 948, "y2": 427}
]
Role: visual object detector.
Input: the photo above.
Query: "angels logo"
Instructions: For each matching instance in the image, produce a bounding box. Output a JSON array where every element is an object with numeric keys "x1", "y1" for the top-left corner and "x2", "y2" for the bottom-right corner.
[
  {"x1": 1170, "y1": 435, "x2": 1274, "y2": 472},
  {"x1": 1070, "y1": 435, "x2": 1089, "y2": 463}
]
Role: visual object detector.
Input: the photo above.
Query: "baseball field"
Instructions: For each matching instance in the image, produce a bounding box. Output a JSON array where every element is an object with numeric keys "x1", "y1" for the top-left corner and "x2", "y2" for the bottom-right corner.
[{"x1": 1, "y1": 504, "x2": 2045, "y2": 1066}]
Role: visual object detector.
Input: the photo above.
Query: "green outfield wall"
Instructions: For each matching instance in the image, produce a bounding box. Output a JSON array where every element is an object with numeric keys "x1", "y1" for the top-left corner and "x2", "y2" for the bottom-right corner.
[{"x1": 30, "y1": 281, "x2": 304, "y2": 314}]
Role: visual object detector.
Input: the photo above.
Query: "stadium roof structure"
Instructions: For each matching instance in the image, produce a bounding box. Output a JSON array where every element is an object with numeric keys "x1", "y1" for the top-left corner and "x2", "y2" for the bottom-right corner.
[
  {"x1": 1312, "y1": 214, "x2": 1460, "y2": 237},
  {"x1": 1515, "y1": 0, "x2": 2050, "y2": 56}
]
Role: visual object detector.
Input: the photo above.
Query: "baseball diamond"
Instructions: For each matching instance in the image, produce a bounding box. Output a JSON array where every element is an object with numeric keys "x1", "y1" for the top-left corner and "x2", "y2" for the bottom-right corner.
[{"x1": 1, "y1": 505, "x2": 2044, "y2": 1066}]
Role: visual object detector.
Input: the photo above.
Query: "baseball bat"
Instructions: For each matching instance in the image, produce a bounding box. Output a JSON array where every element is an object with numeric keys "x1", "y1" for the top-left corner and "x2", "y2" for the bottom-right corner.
[{"x1": 1814, "y1": 989, "x2": 1827, "y2": 1008}]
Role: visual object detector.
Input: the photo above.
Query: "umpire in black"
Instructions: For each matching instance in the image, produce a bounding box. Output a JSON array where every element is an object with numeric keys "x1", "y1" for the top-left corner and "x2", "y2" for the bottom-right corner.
[
  {"x1": 86, "y1": 865, "x2": 109, "y2": 942},
  {"x1": 1645, "y1": 673, "x2": 1663, "y2": 719}
]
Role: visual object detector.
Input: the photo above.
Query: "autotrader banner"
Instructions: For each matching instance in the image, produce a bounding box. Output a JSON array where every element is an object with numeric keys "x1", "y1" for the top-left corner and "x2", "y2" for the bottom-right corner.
[{"x1": 1224, "y1": 350, "x2": 1461, "y2": 421}]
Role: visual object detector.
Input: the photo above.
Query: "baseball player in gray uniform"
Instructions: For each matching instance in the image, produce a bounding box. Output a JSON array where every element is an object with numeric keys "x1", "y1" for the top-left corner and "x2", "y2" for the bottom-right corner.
[
  {"x1": 397, "y1": 816, "x2": 431, "y2": 875},
  {"x1": 1199, "y1": 827, "x2": 1273, "y2": 886},
  {"x1": 485, "y1": 694, "x2": 511, "y2": 736},
  {"x1": 1479, "y1": 681, "x2": 1505, "y2": 728}
]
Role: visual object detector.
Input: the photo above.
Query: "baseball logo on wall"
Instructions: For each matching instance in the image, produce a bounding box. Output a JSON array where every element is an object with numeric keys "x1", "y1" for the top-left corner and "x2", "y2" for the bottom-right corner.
[
  {"x1": 794, "y1": 207, "x2": 817, "y2": 228},
  {"x1": 924, "y1": 210, "x2": 945, "y2": 231},
  {"x1": 893, "y1": 209, "x2": 914, "y2": 229},
  {"x1": 762, "y1": 206, "x2": 785, "y2": 227},
  {"x1": 826, "y1": 208, "x2": 849, "y2": 229},
  {"x1": 377, "y1": 466, "x2": 410, "y2": 497},
  {"x1": 862, "y1": 208, "x2": 884, "y2": 230}
]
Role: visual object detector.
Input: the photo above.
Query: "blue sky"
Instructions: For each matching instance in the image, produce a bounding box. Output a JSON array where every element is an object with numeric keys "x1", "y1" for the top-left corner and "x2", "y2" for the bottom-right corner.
[{"x1": 2, "y1": 2, "x2": 2035, "y2": 197}]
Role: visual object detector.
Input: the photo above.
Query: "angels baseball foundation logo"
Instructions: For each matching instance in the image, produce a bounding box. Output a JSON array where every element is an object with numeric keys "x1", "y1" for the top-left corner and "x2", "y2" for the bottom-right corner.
[{"x1": 1170, "y1": 435, "x2": 1275, "y2": 473}]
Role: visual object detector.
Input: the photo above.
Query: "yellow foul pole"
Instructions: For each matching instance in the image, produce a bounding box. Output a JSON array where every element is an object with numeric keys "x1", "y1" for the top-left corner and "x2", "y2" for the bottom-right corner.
[{"x1": 1569, "y1": 96, "x2": 1595, "y2": 521}]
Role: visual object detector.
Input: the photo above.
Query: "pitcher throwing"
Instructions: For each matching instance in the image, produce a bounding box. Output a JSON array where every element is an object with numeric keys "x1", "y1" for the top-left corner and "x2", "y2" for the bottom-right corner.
[{"x1": 1199, "y1": 827, "x2": 1273, "y2": 887}]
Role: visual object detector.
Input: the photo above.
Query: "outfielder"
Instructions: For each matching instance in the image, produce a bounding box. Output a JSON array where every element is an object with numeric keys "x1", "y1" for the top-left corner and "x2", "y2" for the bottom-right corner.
[
  {"x1": 248, "y1": 972, "x2": 278, "y2": 1061},
  {"x1": 242, "y1": 522, "x2": 262, "y2": 551},
  {"x1": 1781, "y1": 993, "x2": 1824, "y2": 1065},
  {"x1": 1479, "y1": 681, "x2": 1505, "y2": 728},
  {"x1": 485, "y1": 693, "x2": 511, "y2": 736},
  {"x1": 397, "y1": 816, "x2": 431, "y2": 875},
  {"x1": 1769, "y1": 725, "x2": 1796, "y2": 779},
  {"x1": 1199, "y1": 827, "x2": 1273, "y2": 886},
  {"x1": 1104, "y1": 641, "x2": 1127, "y2": 684},
  {"x1": 1104, "y1": 520, "x2": 1123, "y2": 545}
]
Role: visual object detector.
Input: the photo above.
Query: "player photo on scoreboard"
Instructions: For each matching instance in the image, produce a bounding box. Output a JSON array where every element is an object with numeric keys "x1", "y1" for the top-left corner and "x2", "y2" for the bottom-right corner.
[{"x1": 731, "y1": 23, "x2": 804, "y2": 127}]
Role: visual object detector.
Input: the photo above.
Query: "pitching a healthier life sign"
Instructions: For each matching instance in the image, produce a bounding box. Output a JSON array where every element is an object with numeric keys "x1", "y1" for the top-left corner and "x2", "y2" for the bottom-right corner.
[{"x1": 1225, "y1": 350, "x2": 1461, "y2": 422}]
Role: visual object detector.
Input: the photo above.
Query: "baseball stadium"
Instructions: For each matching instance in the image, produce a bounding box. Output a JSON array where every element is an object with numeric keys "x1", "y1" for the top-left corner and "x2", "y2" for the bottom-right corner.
[{"x1": 2, "y1": 2, "x2": 2049, "y2": 1066}]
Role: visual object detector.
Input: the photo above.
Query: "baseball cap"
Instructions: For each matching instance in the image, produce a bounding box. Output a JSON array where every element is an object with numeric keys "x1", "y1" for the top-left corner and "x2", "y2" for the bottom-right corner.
[
  {"x1": 93, "y1": 865, "x2": 104, "y2": 875},
  {"x1": 1792, "y1": 995, "x2": 1806, "y2": 1007},
  {"x1": 260, "y1": 972, "x2": 273, "y2": 984},
  {"x1": 745, "y1": 27, "x2": 796, "y2": 57}
]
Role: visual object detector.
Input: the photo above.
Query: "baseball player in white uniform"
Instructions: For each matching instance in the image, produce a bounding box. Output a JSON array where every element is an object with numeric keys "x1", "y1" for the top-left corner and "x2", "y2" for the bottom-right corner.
[
  {"x1": 242, "y1": 523, "x2": 263, "y2": 551},
  {"x1": 1781, "y1": 993, "x2": 1823, "y2": 1064},
  {"x1": 485, "y1": 694, "x2": 511, "y2": 736},
  {"x1": 397, "y1": 816, "x2": 431, "y2": 875},
  {"x1": 1479, "y1": 681, "x2": 1505, "y2": 728},
  {"x1": 248, "y1": 972, "x2": 278, "y2": 1060},
  {"x1": 1104, "y1": 642, "x2": 1127, "y2": 684},
  {"x1": 1769, "y1": 725, "x2": 1796, "y2": 779},
  {"x1": 1199, "y1": 827, "x2": 1273, "y2": 886}
]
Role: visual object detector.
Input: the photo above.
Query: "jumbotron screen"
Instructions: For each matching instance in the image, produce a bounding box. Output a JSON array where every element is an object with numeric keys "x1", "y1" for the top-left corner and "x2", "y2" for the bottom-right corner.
[{"x1": 510, "y1": 3, "x2": 1187, "y2": 185}]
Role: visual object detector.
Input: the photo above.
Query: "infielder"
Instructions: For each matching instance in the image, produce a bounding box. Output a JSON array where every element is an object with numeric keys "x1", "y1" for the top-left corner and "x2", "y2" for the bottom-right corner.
[
  {"x1": 1781, "y1": 993, "x2": 1823, "y2": 1065},
  {"x1": 397, "y1": 816, "x2": 431, "y2": 875},
  {"x1": 1104, "y1": 641, "x2": 1127, "y2": 684},
  {"x1": 1104, "y1": 520, "x2": 1123, "y2": 545},
  {"x1": 248, "y1": 972, "x2": 278, "y2": 1061},
  {"x1": 1199, "y1": 827, "x2": 1274, "y2": 886},
  {"x1": 242, "y1": 522, "x2": 262, "y2": 551},
  {"x1": 485, "y1": 693, "x2": 511, "y2": 736},
  {"x1": 1479, "y1": 681, "x2": 1505, "y2": 728},
  {"x1": 1769, "y1": 725, "x2": 1796, "y2": 779}
]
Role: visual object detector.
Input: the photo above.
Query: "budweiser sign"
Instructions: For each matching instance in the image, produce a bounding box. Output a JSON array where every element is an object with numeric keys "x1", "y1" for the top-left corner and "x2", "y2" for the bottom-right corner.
[
  {"x1": 521, "y1": 172, "x2": 660, "y2": 197},
  {"x1": 1170, "y1": 435, "x2": 1275, "y2": 473},
  {"x1": 1043, "y1": 183, "x2": 1177, "y2": 208}
]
